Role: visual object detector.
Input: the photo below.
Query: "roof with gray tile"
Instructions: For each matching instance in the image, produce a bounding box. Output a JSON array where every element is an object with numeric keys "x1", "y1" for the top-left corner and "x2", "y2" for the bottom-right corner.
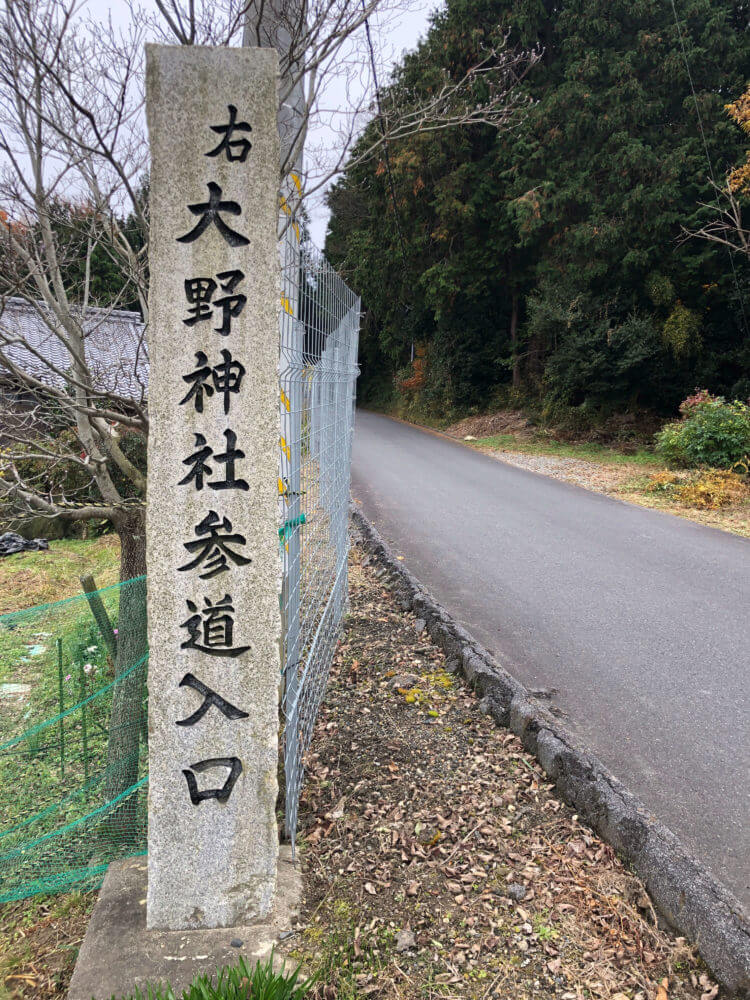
[{"x1": 0, "y1": 297, "x2": 148, "y2": 401}]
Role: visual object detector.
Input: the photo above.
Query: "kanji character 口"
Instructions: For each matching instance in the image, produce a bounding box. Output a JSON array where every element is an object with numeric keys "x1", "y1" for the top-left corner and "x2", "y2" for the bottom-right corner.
[{"x1": 182, "y1": 757, "x2": 243, "y2": 805}]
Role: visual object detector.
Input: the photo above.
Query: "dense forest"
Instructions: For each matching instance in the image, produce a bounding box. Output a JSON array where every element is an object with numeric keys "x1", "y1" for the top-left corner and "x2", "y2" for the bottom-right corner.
[{"x1": 325, "y1": 0, "x2": 750, "y2": 427}]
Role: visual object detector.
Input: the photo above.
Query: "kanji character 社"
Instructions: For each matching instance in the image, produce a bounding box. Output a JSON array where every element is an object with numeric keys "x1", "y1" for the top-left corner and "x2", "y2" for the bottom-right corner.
[{"x1": 178, "y1": 429, "x2": 249, "y2": 492}]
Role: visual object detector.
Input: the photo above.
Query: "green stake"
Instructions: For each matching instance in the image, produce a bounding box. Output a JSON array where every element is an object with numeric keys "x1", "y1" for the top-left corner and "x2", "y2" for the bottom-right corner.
[
  {"x1": 57, "y1": 638, "x2": 65, "y2": 781},
  {"x1": 78, "y1": 651, "x2": 89, "y2": 796}
]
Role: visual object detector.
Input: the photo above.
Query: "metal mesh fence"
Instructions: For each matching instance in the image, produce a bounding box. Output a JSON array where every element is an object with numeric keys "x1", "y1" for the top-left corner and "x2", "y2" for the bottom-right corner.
[
  {"x1": 0, "y1": 577, "x2": 148, "y2": 902},
  {"x1": 0, "y1": 239, "x2": 358, "y2": 901},
  {"x1": 279, "y1": 235, "x2": 360, "y2": 843}
]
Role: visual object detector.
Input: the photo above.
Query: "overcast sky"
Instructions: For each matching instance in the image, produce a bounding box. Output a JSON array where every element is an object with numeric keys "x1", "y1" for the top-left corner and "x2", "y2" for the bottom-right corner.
[{"x1": 88, "y1": 0, "x2": 438, "y2": 246}]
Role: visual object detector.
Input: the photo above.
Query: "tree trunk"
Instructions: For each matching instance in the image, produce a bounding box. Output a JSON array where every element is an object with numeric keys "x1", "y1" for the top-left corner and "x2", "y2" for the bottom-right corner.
[
  {"x1": 102, "y1": 506, "x2": 147, "y2": 843},
  {"x1": 510, "y1": 291, "x2": 521, "y2": 390}
]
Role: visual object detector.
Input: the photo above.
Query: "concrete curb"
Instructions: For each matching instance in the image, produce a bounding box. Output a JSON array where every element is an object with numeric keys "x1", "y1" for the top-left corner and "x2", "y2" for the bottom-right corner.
[{"x1": 350, "y1": 505, "x2": 750, "y2": 996}]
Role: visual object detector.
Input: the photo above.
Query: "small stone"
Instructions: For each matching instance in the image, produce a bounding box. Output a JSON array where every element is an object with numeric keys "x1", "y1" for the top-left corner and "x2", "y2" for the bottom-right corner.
[
  {"x1": 507, "y1": 883, "x2": 527, "y2": 902},
  {"x1": 230, "y1": 938, "x2": 244, "y2": 948},
  {"x1": 395, "y1": 928, "x2": 416, "y2": 953},
  {"x1": 388, "y1": 673, "x2": 420, "y2": 690},
  {"x1": 413, "y1": 618, "x2": 426, "y2": 634}
]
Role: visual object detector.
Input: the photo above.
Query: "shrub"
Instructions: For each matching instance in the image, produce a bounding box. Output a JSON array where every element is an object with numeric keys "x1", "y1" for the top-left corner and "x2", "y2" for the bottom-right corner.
[
  {"x1": 655, "y1": 395, "x2": 750, "y2": 468},
  {"x1": 676, "y1": 470, "x2": 750, "y2": 510},
  {"x1": 678, "y1": 389, "x2": 718, "y2": 418},
  {"x1": 643, "y1": 469, "x2": 749, "y2": 508},
  {"x1": 643, "y1": 471, "x2": 684, "y2": 497}
]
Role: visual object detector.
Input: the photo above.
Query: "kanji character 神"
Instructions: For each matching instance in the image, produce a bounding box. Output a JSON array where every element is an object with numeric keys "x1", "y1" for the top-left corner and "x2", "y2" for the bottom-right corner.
[
  {"x1": 179, "y1": 594, "x2": 250, "y2": 657},
  {"x1": 176, "y1": 182, "x2": 249, "y2": 248},
  {"x1": 205, "y1": 105, "x2": 252, "y2": 163},
  {"x1": 178, "y1": 510, "x2": 252, "y2": 579},
  {"x1": 180, "y1": 349, "x2": 246, "y2": 414},
  {"x1": 176, "y1": 672, "x2": 249, "y2": 727}
]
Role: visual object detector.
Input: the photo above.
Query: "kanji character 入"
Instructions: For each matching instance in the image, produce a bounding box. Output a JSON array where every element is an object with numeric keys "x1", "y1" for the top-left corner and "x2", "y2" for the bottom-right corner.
[{"x1": 176, "y1": 672, "x2": 249, "y2": 726}]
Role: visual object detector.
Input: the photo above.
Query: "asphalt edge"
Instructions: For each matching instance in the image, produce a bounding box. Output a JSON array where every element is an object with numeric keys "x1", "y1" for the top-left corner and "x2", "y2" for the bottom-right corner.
[{"x1": 350, "y1": 504, "x2": 750, "y2": 996}]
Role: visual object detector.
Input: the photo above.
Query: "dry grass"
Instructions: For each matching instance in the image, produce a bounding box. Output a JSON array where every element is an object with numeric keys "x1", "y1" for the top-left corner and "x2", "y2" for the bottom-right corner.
[
  {"x1": 0, "y1": 535, "x2": 120, "y2": 615},
  {"x1": 285, "y1": 546, "x2": 716, "y2": 1000},
  {"x1": 0, "y1": 892, "x2": 96, "y2": 1000}
]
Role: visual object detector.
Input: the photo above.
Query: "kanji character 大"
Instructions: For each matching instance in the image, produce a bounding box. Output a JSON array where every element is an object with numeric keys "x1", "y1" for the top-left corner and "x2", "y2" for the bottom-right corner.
[
  {"x1": 205, "y1": 105, "x2": 252, "y2": 163},
  {"x1": 179, "y1": 594, "x2": 250, "y2": 658},
  {"x1": 176, "y1": 182, "x2": 249, "y2": 248},
  {"x1": 178, "y1": 510, "x2": 252, "y2": 579}
]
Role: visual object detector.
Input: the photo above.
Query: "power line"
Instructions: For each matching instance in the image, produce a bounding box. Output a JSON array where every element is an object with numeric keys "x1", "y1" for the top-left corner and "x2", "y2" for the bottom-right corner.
[
  {"x1": 669, "y1": 0, "x2": 750, "y2": 341},
  {"x1": 361, "y1": 3, "x2": 410, "y2": 269}
]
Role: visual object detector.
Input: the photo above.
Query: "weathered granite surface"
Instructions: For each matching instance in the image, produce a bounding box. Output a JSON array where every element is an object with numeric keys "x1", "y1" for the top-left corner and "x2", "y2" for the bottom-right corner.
[
  {"x1": 145, "y1": 45, "x2": 281, "y2": 930},
  {"x1": 67, "y1": 851, "x2": 302, "y2": 1000}
]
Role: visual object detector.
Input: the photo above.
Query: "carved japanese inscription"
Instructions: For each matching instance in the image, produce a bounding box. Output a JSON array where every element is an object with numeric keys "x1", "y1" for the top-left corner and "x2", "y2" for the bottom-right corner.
[{"x1": 146, "y1": 46, "x2": 280, "y2": 931}]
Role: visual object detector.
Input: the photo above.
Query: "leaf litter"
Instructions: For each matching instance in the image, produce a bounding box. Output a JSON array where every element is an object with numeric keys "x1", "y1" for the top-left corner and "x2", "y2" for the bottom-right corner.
[{"x1": 285, "y1": 541, "x2": 718, "y2": 1000}]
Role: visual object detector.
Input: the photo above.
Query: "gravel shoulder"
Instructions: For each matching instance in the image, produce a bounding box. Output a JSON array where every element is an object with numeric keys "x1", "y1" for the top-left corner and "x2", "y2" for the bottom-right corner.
[{"x1": 477, "y1": 448, "x2": 750, "y2": 539}]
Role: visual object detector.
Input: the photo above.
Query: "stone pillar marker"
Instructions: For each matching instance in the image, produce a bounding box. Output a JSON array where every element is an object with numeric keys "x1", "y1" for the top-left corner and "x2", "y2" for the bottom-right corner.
[{"x1": 146, "y1": 45, "x2": 281, "y2": 931}]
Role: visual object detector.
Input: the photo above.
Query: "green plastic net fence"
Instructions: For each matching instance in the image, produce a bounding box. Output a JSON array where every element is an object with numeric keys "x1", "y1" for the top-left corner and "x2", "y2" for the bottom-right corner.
[{"x1": 0, "y1": 576, "x2": 149, "y2": 902}]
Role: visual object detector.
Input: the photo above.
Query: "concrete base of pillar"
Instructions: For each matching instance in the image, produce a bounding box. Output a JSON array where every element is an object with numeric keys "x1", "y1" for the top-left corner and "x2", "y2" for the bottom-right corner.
[{"x1": 68, "y1": 847, "x2": 302, "y2": 1000}]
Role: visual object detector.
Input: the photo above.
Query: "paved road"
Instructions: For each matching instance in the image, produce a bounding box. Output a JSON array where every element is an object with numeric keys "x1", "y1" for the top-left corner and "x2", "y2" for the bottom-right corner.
[{"x1": 351, "y1": 411, "x2": 750, "y2": 909}]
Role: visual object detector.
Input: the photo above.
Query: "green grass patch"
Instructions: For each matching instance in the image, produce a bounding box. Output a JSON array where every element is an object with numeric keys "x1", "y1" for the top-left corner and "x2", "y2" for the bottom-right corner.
[
  {"x1": 472, "y1": 433, "x2": 661, "y2": 467},
  {"x1": 113, "y1": 955, "x2": 314, "y2": 1000}
]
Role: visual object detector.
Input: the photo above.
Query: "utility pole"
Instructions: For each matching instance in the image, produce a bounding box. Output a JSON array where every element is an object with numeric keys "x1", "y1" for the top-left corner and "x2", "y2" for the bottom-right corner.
[{"x1": 244, "y1": 0, "x2": 306, "y2": 842}]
